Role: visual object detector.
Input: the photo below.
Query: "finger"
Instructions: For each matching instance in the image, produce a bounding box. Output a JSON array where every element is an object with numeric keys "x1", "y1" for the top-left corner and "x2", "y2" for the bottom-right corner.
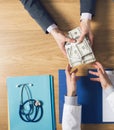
[
  {"x1": 61, "y1": 47, "x2": 67, "y2": 56},
  {"x1": 89, "y1": 70, "x2": 99, "y2": 76},
  {"x1": 71, "y1": 68, "x2": 78, "y2": 80},
  {"x1": 67, "y1": 64, "x2": 71, "y2": 72},
  {"x1": 71, "y1": 72, "x2": 76, "y2": 80},
  {"x1": 91, "y1": 62, "x2": 103, "y2": 71},
  {"x1": 90, "y1": 63, "x2": 105, "y2": 77},
  {"x1": 77, "y1": 33, "x2": 85, "y2": 43},
  {"x1": 95, "y1": 62, "x2": 105, "y2": 73},
  {"x1": 71, "y1": 68, "x2": 78, "y2": 74},
  {"x1": 65, "y1": 37, "x2": 75, "y2": 43},
  {"x1": 90, "y1": 78, "x2": 100, "y2": 82},
  {"x1": 92, "y1": 64, "x2": 100, "y2": 70},
  {"x1": 65, "y1": 64, "x2": 71, "y2": 78},
  {"x1": 66, "y1": 64, "x2": 71, "y2": 72},
  {"x1": 98, "y1": 68, "x2": 106, "y2": 78},
  {"x1": 88, "y1": 33, "x2": 94, "y2": 46}
]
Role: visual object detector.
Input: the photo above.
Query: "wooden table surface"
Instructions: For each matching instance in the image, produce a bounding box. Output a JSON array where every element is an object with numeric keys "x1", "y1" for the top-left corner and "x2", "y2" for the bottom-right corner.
[{"x1": 0, "y1": 0, "x2": 114, "y2": 130}]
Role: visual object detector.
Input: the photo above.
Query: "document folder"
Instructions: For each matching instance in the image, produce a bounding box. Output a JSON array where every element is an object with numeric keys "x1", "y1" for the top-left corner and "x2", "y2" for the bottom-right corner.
[
  {"x1": 7, "y1": 75, "x2": 56, "y2": 130},
  {"x1": 59, "y1": 69, "x2": 114, "y2": 124}
]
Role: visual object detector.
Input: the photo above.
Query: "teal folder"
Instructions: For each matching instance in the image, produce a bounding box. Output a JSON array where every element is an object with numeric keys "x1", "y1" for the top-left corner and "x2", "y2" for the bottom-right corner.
[{"x1": 7, "y1": 75, "x2": 56, "y2": 130}]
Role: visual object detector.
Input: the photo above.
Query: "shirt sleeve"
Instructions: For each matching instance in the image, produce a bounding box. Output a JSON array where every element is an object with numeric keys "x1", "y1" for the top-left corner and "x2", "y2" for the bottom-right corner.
[
  {"x1": 62, "y1": 96, "x2": 81, "y2": 130},
  {"x1": 105, "y1": 85, "x2": 114, "y2": 112},
  {"x1": 80, "y1": 13, "x2": 92, "y2": 20},
  {"x1": 104, "y1": 85, "x2": 114, "y2": 97},
  {"x1": 47, "y1": 24, "x2": 58, "y2": 33}
]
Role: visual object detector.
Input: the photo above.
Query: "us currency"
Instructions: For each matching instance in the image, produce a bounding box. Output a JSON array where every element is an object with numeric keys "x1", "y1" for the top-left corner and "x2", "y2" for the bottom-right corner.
[
  {"x1": 68, "y1": 27, "x2": 90, "y2": 45},
  {"x1": 65, "y1": 27, "x2": 96, "y2": 67},
  {"x1": 76, "y1": 40, "x2": 92, "y2": 57},
  {"x1": 83, "y1": 53, "x2": 96, "y2": 64},
  {"x1": 65, "y1": 43, "x2": 82, "y2": 66}
]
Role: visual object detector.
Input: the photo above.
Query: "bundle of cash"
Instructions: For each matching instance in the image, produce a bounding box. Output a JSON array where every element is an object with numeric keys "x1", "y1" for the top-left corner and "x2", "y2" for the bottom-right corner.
[{"x1": 65, "y1": 27, "x2": 96, "y2": 67}]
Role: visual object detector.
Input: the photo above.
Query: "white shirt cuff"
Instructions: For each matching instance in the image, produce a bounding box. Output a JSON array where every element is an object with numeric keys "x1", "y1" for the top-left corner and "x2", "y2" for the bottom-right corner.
[
  {"x1": 47, "y1": 24, "x2": 58, "y2": 33},
  {"x1": 104, "y1": 85, "x2": 114, "y2": 97},
  {"x1": 65, "y1": 96, "x2": 78, "y2": 105},
  {"x1": 80, "y1": 13, "x2": 92, "y2": 21}
]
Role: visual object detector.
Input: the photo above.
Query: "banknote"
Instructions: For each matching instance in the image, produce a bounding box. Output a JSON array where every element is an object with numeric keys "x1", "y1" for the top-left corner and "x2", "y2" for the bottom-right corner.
[
  {"x1": 68, "y1": 27, "x2": 81, "y2": 39},
  {"x1": 83, "y1": 53, "x2": 96, "y2": 64},
  {"x1": 65, "y1": 43, "x2": 81, "y2": 59},
  {"x1": 76, "y1": 41, "x2": 92, "y2": 57},
  {"x1": 65, "y1": 27, "x2": 96, "y2": 67},
  {"x1": 65, "y1": 43, "x2": 82, "y2": 67}
]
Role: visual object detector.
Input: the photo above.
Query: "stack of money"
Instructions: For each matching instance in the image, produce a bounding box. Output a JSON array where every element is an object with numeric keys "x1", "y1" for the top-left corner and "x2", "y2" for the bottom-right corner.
[{"x1": 65, "y1": 27, "x2": 96, "y2": 67}]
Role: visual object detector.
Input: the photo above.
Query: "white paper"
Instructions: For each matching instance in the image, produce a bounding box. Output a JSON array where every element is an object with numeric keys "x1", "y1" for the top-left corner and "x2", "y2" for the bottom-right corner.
[{"x1": 103, "y1": 70, "x2": 114, "y2": 122}]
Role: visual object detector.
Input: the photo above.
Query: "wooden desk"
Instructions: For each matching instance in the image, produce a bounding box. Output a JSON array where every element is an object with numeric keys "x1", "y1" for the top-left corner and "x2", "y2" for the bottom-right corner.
[{"x1": 0, "y1": 0, "x2": 114, "y2": 130}]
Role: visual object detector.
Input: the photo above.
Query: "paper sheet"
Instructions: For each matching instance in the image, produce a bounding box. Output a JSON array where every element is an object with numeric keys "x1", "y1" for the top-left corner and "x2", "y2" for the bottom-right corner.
[{"x1": 103, "y1": 70, "x2": 114, "y2": 122}]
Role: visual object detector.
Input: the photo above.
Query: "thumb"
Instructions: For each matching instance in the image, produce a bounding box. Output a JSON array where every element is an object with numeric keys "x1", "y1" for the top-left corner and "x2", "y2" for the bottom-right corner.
[
  {"x1": 65, "y1": 37, "x2": 75, "y2": 43},
  {"x1": 77, "y1": 33, "x2": 85, "y2": 43},
  {"x1": 61, "y1": 47, "x2": 67, "y2": 56},
  {"x1": 71, "y1": 72, "x2": 76, "y2": 80},
  {"x1": 88, "y1": 33, "x2": 94, "y2": 46},
  {"x1": 98, "y1": 68, "x2": 104, "y2": 77}
]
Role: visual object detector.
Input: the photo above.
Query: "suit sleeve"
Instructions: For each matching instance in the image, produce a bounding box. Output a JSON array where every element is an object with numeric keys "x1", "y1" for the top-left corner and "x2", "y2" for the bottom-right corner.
[
  {"x1": 62, "y1": 104, "x2": 81, "y2": 130},
  {"x1": 20, "y1": 0, "x2": 56, "y2": 33},
  {"x1": 80, "y1": 0, "x2": 96, "y2": 16}
]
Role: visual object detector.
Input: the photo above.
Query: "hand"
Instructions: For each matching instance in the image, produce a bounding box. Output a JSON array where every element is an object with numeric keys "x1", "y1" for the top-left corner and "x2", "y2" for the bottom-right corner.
[
  {"x1": 78, "y1": 19, "x2": 93, "y2": 46},
  {"x1": 50, "y1": 28, "x2": 75, "y2": 56},
  {"x1": 65, "y1": 64, "x2": 79, "y2": 96},
  {"x1": 89, "y1": 62, "x2": 112, "y2": 89}
]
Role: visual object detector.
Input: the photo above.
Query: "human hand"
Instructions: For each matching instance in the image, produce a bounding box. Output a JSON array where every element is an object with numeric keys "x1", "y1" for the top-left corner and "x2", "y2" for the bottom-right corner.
[
  {"x1": 65, "y1": 64, "x2": 79, "y2": 96},
  {"x1": 89, "y1": 62, "x2": 112, "y2": 89},
  {"x1": 78, "y1": 19, "x2": 93, "y2": 46},
  {"x1": 50, "y1": 28, "x2": 75, "y2": 56}
]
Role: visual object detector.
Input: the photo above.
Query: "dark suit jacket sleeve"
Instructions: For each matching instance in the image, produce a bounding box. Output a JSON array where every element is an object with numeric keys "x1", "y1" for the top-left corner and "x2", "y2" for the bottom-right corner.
[
  {"x1": 20, "y1": 0, "x2": 56, "y2": 33},
  {"x1": 80, "y1": 0, "x2": 96, "y2": 16}
]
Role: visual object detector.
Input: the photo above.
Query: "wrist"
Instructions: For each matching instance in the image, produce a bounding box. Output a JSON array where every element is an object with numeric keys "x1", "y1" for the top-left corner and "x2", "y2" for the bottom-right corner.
[
  {"x1": 104, "y1": 85, "x2": 114, "y2": 97},
  {"x1": 50, "y1": 28, "x2": 60, "y2": 36},
  {"x1": 80, "y1": 19, "x2": 91, "y2": 31},
  {"x1": 67, "y1": 91, "x2": 76, "y2": 97},
  {"x1": 104, "y1": 83, "x2": 113, "y2": 89},
  {"x1": 80, "y1": 19, "x2": 91, "y2": 24}
]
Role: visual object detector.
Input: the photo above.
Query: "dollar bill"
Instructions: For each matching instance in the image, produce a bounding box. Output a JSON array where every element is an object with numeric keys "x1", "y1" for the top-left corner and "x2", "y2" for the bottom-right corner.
[
  {"x1": 68, "y1": 27, "x2": 81, "y2": 39},
  {"x1": 65, "y1": 43, "x2": 81, "y2": 59},
  {"x1": 76, "y1": 41, "x2": 92, "y2": 57},
  {"x1": 65, "y1": 27, "x2": 96, "y2": 67},
  {"x1": 83, "y1": 53, "x2": 96, "y2": 64},
  {"x1": 70, "y1": 60, "x2": 82, "y2": 67},
  {"x1": 65, "y1": 43, "x2": 82, "y2": 67}
]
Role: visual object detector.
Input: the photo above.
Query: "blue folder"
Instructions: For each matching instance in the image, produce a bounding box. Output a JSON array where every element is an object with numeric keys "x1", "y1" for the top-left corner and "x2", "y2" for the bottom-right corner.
[
  {"x1": 59, "y1": 69, "x2": 114, "y2": 124},
  {"x1": 7, "y1": 75, "x2": 56, "y2": 130}
]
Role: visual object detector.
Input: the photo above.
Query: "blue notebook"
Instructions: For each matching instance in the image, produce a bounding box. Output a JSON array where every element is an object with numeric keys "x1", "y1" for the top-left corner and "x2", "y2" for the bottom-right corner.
[
  {"x1": 59, "y1": 69, "x2": 114, "y2": 124},
  {"x1": 7, "y1": 75, "x2": 56, "y2": 130}
]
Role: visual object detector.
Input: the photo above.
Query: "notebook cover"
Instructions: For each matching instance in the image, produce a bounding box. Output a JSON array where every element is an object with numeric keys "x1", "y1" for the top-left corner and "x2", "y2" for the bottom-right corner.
[{"x1": 7, "y1": 75, "x2": 56, "y2": 130}]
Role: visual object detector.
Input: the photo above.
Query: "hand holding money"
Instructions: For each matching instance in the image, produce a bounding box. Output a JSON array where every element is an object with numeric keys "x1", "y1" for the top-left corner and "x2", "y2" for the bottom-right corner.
[
  {"x1": 78, "y1": 19, "x2": 93, "y2": 45},
  {"x1": 65, "y1": 27, "x2": 96, "y2": 68},
  {"x1": 50, "y1": 28, "x2": 75, "y2": 55}
]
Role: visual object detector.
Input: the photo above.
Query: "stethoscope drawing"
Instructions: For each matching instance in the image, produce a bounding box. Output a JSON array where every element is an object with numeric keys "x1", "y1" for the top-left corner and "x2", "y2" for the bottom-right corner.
[{"x1": 17, "y1": 83, "x2": 43, "y2": 122}]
